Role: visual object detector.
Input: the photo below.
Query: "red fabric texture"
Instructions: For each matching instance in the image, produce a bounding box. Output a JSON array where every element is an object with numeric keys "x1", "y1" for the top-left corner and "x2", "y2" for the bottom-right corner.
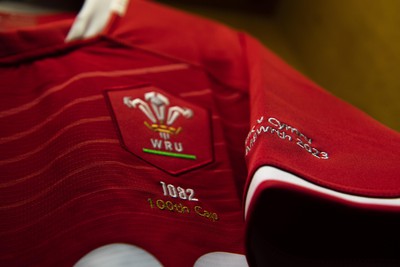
[
  {"x1": 0, "y1": 0, "x2": 399, "y2": 266},
  {"x1": 106, "y1": 85, "x2": 214, "y2": 175},
  {"x1": 244, "y1": 36, "x2": 400, "y2": 197},
  {"x1": 0, "y1": 2, "x2": 247, "y2": 266}
]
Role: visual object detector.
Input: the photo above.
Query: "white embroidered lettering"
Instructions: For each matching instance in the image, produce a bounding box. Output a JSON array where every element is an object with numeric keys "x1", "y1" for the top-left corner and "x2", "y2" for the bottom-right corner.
[
  {"x1": 160, "y1": 181, "x2": 199, "y2": 201},
  {"x1": 164, "y1": 141, "x2": 173, "y2": 151},
  {"x1": 245, "y1": 116, "x2": 328, "y2": 159},
  {"x1": 174, "y1": 142, "x2": 183, "y2": 152},
  {"x1": 150, "y1": 139, "x2": 163, "y2": 149}
]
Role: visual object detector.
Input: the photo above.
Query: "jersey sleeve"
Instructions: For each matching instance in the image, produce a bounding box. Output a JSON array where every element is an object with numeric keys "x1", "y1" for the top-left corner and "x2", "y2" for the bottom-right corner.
[{"x1": 242, "y1": 34, "x2": 400, "y2": 266}]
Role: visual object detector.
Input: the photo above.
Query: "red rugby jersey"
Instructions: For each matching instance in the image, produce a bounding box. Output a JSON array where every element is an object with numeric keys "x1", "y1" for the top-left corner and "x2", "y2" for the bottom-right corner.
[
  {"x1": 0, "y1": 1, "x2": 248, "y2": 266},
  {"x1": 1, "y1": 1, "x2": 399, "y2": 266}
]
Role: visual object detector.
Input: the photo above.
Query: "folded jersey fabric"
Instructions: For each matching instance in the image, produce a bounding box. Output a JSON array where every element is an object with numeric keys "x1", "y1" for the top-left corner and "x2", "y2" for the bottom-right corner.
[{"x1": 0, "y1": 0, "x2": 399, "y2": 266}]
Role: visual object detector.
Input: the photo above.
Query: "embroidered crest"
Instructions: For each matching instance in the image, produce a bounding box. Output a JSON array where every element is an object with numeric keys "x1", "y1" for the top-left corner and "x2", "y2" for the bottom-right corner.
[{"x1": 106, "y1": 86, "x2": 213, "y2": 175}]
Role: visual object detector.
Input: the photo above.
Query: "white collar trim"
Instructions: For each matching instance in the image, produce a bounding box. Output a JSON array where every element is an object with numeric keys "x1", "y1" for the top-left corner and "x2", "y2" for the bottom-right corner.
[
  {"x1": 245, "y1": 166, "x2": 400, "y2": 219},
  {"x1": 66, "y1": 0, "x2": 129, "y2": 42}
]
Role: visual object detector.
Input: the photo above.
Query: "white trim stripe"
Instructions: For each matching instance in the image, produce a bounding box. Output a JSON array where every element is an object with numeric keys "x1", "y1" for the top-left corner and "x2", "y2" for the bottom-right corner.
[{"x1": 245, "y1": 166, "x2": 400, "y2": 219}]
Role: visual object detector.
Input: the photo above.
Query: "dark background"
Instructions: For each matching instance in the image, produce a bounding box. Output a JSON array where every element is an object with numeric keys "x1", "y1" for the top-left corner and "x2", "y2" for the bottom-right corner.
[{"x1": 158, "y1": 0, "x2": 400, "y2": 132}]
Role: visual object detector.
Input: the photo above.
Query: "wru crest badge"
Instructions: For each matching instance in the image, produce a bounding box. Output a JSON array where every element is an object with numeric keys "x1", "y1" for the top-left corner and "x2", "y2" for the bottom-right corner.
[
  {"x1": 123, "y1": 92, "x2": 195, "y2": 159},
  {"x1": 106, "y1": 86, "x2": 213, "y2": 175}
]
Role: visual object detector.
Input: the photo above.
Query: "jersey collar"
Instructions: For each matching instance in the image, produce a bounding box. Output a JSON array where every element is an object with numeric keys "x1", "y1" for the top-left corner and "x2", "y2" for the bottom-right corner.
[{"x1": 0, "y1": 0, "x2": 129, "y2": 65}]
